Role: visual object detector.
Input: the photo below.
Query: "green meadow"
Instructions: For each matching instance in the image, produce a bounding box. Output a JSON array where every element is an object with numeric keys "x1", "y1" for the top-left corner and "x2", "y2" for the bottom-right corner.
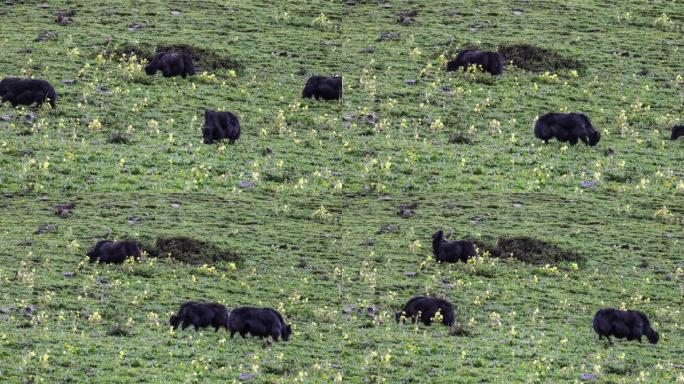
[{"x1": 0, "y1": 0, "x2": 682, "y2": 382}]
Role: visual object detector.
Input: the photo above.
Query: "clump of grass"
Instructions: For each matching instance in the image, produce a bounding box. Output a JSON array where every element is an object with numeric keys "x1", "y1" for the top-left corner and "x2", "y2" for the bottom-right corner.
[
  {"x1": 107, "y1": 132, "x2": 130, "y2": 144},
  {"x1": 498, "y1": 43, "x2": 584, "y2": 72},
  {"x1": 496, "y1": 236, "x2": 585, "y2": 266},
  {"x1": 142, "y1": 236, "x2": 240, "y2": 265},
  {"x1": 449, "y1": 131, "x2": 472, "y2": 144}
]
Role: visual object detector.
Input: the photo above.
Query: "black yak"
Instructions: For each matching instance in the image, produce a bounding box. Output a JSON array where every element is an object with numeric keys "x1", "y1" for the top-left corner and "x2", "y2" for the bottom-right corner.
[
  {"x1": 447, "y1": 50, "x2": 504, "y2": 75},
  {"x1": 302, "y1": 75, "x2": 343, "y2": 100},
  {"x1": 534, "y1": 112, "x2": 601, "y2": 146},
  {"x1": 396, "y1": 296, "x2": 455, "y2": 326},
  {"x1": 203, "y1": 110, "x2": 240, "y2": 144},
  {"x1": 592, "y1": 308, "x2": 659, "y2": 344},
  {"x1": 432, "y1": 230, "x2": 477, "y2": 263},
  {"x1": 671, "y1": 125, "x2": 684, "y2": 140},
  {"x1": 86, "y1": 239, "x2": 141, "y2": 264},
  {"x1": 228, "y1": 307, "x2": 292, "y2": 342},
  {"x1": 170, "y1": 301, "x2": 230, "y2": 332},
  {"x1": 145, "y1": 52, "x2": 196, "y2": 78},
  {"x1": 0, "y1": 77, "x2": 57, "y2": 108}
]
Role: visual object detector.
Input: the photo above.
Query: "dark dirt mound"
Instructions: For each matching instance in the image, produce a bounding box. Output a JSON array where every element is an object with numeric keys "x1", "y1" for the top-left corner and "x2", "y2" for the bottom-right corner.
[
  {"x1": 107, "y1": 43, "x2": 241, "y2": 71},
  {"x1": 498, "y1": 44, "x2": 584, "y2": 72},
  {"x1": 141, "y1": 236, "x2": 239, "y2": 265},
  {"x1": 469, "y1": 237, "x2": 584, "y2": 266},
  {"x1": 496, "y1": 236, "x2": 585, "y2": 265}
]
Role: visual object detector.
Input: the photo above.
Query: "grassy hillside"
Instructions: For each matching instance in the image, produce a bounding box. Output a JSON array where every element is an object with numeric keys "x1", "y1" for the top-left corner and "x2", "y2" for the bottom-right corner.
[{"x1": 0, "y1": 0, "x2": 682, "y2": 382}]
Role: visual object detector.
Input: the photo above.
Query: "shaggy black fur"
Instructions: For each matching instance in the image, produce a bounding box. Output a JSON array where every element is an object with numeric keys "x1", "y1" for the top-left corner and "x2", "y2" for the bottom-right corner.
[
  {"x1": 86, "y1": 240, "x2": 141, "y2": 264},
  {"x1": 671, "y1": 125, "x2": 684, "y2": 140},
  {"x1": 228, "y1": 307, "x2": 292, "y2": 342},
  {"x1": 302, "y1": 76, "x2": 343, "y2": 100},
  {"x1": 170, "y1": 301, "x2": 230, "y2": 332},
  {"x1": 534, "y1": 112, "x2": 601, "y2": 146},
  {"x1": 593, "y1": 308, "x2": 659, "y2": 344},
  {"x1": 203, "y1": 110, "x2": 240, "y2": 144},
  {"x1": 145, "y1": 52, "x2": 196, "y2": 78},
  {"x1": 446, "y1": 50, "x2": 504, "y2": 75},
  {"x1": 432, "y1": 230, "x2": 477, "y2": 263},
  {"x1": 396, "y1": 296, "x2": 455, "y2": 326},
  {"x1": 0, "y1": 77, "x2": 57, "y2": 108}
]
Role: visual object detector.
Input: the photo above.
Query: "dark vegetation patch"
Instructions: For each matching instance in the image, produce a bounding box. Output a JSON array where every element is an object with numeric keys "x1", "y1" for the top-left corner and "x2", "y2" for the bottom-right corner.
[
  {"x1": 472, "y1": 237, "x2": 585, "y2": 266},
  {"x1": 107, "y1": 132, "x2": 131, "y2": 144},
  {"x1": 106, "y1": 43, "x2": 241, "y2": 72},
  {"x1": 498, "y1": 44, "x2": 584, "y2": 72},
  {"x1": 449, "y1": 131, "x2": 472, "y2": 144},
  {"x1": 496, "y1": 237, "x2": 585, "y2": 265},
  {"x1": 107, "y1": 325, "x2": 130, "y2": 337},
  {"x1": 140, "y1": 236, "x2": 240, "y2": 265},
  {"x1": 53, "y1": 202, "x2": 75, "y2": 218}
]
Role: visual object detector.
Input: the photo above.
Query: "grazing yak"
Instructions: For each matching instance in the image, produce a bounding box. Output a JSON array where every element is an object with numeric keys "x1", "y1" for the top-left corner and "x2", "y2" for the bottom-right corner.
[
  {"x1": 534, "y1": 112, "x2": 601, "y2": 146},
  {"x1": 86, "y1": 239, "x2": 141, "y2": 264},
  {"x1": 170, "y1": 301, "x2": 230, "y2": 332},
  {"x1": 592, "y1": 308, "x2": 659, "y2": 344},
  {"x1": 0, "y1": 77, "x2": 57, "y2": 108},
  {"x1": 396, "y1": 296, "x2": 455, "y2": 326},
  {"x1": 302, "y1": 75, "x2": 343, "y2": 100},
  {"x1": 228, "y1": 307, "x2": 292, "y2": 342},
  {"x1": 203, "y1": 110, "x2": 240, "y2": 144},
  {"x1": 432, "y1": 230, "x2": 477, "y2": 263},
  {"x1": 145, "y1": 52, "x2": 196, "y2": 78},
  {"x1": 447, "y1": 50, "x2": 504, "y2": 75},
  {"x1": 671, "y1": 125, "x2": 683, "y2": 140}
]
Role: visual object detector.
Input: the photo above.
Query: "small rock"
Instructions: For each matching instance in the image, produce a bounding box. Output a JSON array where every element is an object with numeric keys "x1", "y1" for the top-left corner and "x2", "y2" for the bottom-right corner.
[
  {"x1": 23, "y1": 112, "x2": 37, "y2": 124},
  {"x1": 404, "y1": 79, "x2": 417, "y2": 85},
  {"x1": 103, "y1": 36, "x2": 113, "y2": 45},
  {"x1": 35, "y1": 224, "x2": 57, "y2": 234},
  {"x1": 512, "y1": 9, "x2": 523, "y2": 16},
  {"x1": 0, "y1": 114, "x2": 12, "y2": 121},
  {"x1": 37, "y1": 3, "x2": 49, "y2": 8},
  {"x1": 170, "y1": 203, "x2": 181, "y2": 209},
  {"x1": 604, "y1": 148, "x2": 615, "y2": 156},
  {"x1": 17, "y1": 48, "x2": 32, "y2": 53},
  {"x1": 262, "y1": 147, "x2": 272, "y2": 156},
  {"x1": 469, "y1": 27, "x2": 479, "y2": 33},
  {"x1": 238, "y1": 373, "x2": 255, "y2": 381},
  {"x1": 377, "y1": 224, "x2": 399, "y2": 234},
  {"x1": 379, "y1": 3, "x2": 392, "y2": 8},
  {"x1": 378, "y1": 32, "x2": 400, "y2": 42},
  {"x1": 579, "y1": 180, "x2": 597, "y2": 188},
  {"x1": 405, "y1": 272, "x2": 416, "y2": 278},
  {"x1": 171, "y1": 11, "x2": 181, "y2": 16},
  {"x1": 96, "y1": 86, "x2": 113, "y2": 95},
  {"x1": 342, "y1": 113, "x2": 356, "y2": 122},
  {"x1": 35, "y1": 31, "x2": 58, "y2": 42},
  {"x1": 63, "y1": 272, "x2": 74, "y2": 278},
  {"x1": 580, "y1": 373, "x2": 597, "y2": 381},
  {"x1": 360, "y1": 45, "x2": 375, "y2": 53},
  {"x1": 361, "y1": 238, "x2": 375, "y2": 246},
  {"x1": 127, "y1": 23, "x2": 145, "y2": 32},
  {"x1": 238, "y1": 181, "x2": 256, "y2": 188},
  {"x1": 365, "y1": 113, "x2": 378, "y2": 125},
  {"x1": 127, "y1": 216, "x2": 141, "y2": 224},
  {"x1": 512, "y1": 203, "x2": 522, "y2": 208},
  {"x1": 62, "y1": 79, "x2": 76, "y2": 85}
]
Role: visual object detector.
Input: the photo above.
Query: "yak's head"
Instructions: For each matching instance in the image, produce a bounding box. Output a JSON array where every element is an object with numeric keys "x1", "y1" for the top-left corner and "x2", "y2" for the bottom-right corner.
[
  {"x1": 203, "y1": 110, "x2": 215, "y2": 144},
  {"x1": 282, "y1": 324, "x2": 292, "y2": 341},
  {"x1": 302, "y1": 76, "x2": 320, "y2": 98},
  {"x1": 86, "y1": 240, "x2": 109, "y2": 263},
  {"x1": 144, "y1": 54, "x2": 163, "y2": 75},
  {"x1": 169, "y1": 315, "x2": 180, "y2": 329},
  {"x1": 645, "y1": 328, "x2": 659, "y2": 344}
]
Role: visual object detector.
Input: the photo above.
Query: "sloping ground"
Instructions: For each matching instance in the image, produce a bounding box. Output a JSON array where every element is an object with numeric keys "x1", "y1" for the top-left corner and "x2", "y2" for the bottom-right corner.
[{"x1": 0, "y1": 0, "x2": 683, "y2": 383}]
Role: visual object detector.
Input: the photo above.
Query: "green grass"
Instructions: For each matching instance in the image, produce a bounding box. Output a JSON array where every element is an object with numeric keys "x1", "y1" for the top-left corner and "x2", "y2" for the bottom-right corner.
[{"x1": 0, "y1": 0, "x2": 682, "y2": 382}]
